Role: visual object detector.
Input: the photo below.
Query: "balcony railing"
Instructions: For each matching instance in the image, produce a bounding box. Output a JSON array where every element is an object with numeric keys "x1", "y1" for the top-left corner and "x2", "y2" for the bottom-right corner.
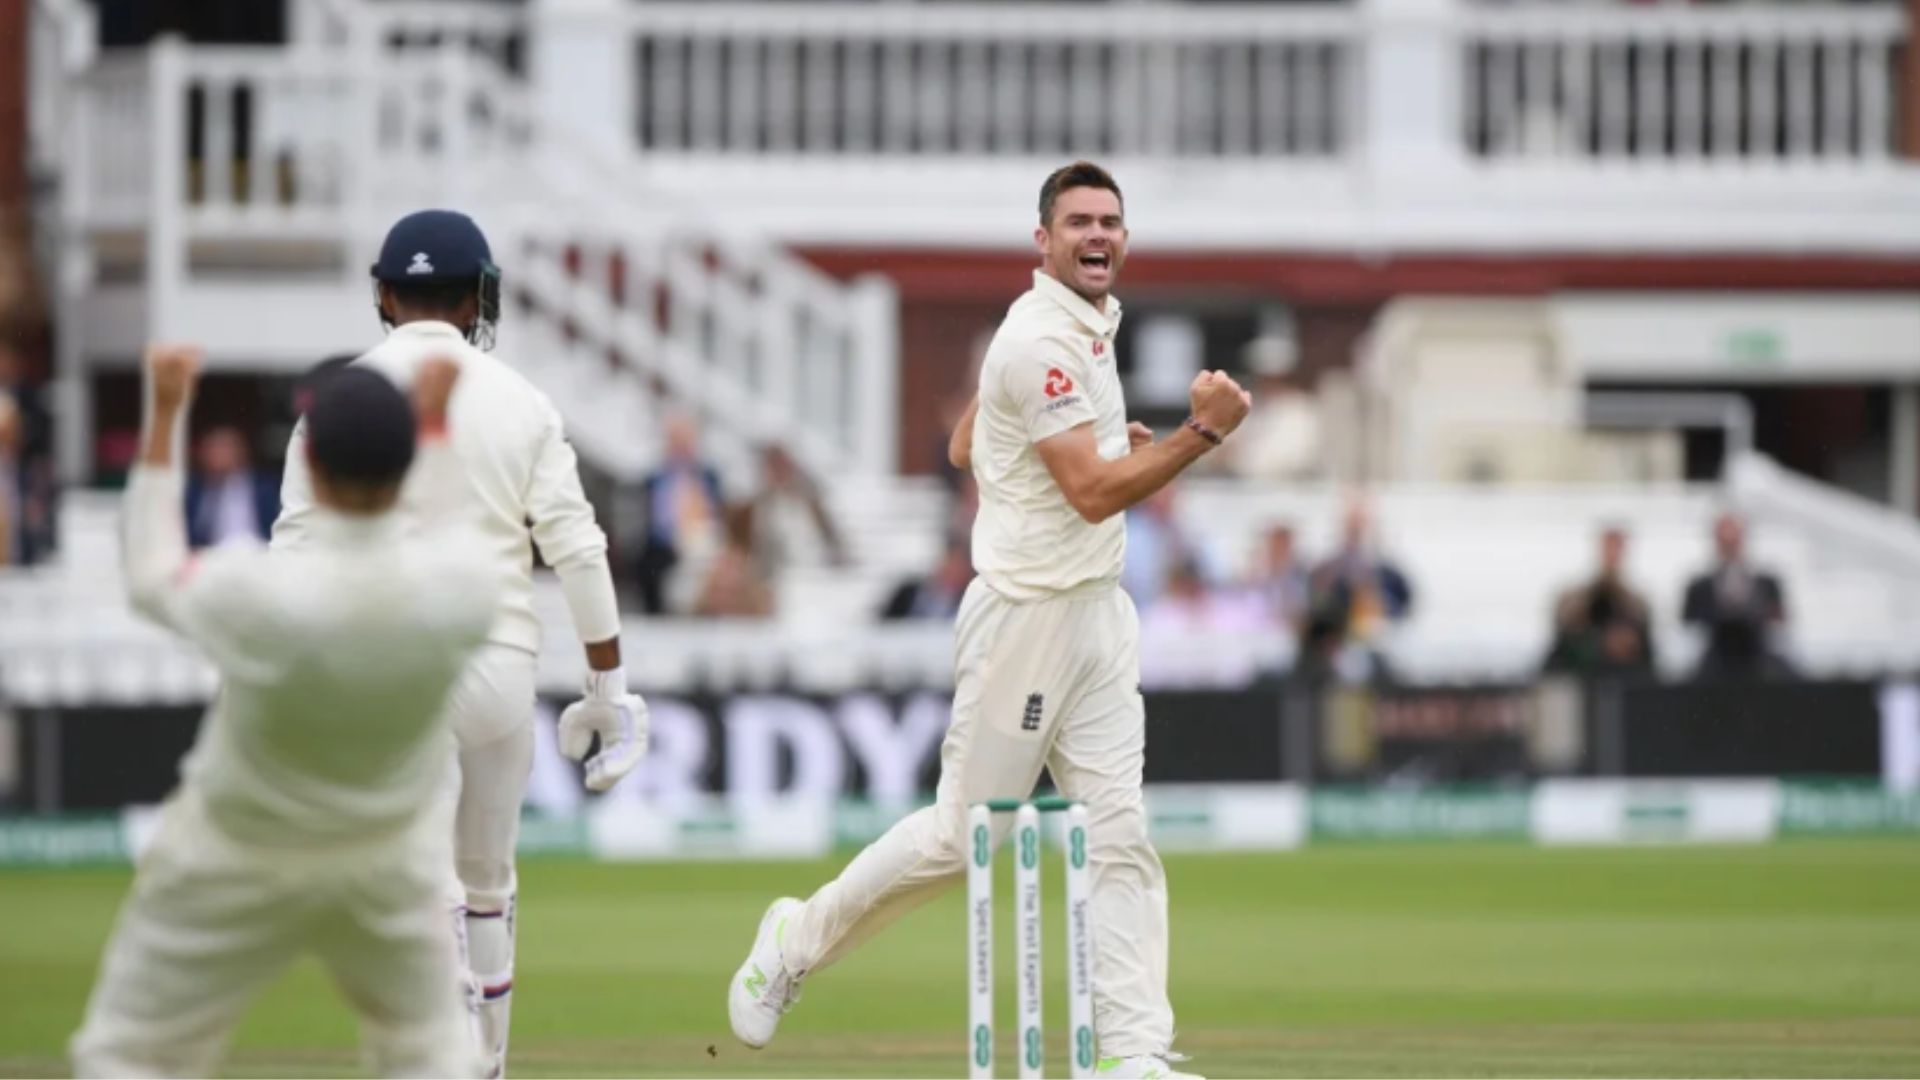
[
  {"x1": 625, "y1": 3, "x2": 1361, "y2": 160},
  {"x1": 1463, "y1": 5, "x2": 1908, "y2": 163}
]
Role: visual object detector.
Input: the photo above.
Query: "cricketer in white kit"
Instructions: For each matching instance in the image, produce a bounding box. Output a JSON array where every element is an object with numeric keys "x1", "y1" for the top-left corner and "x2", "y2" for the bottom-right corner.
[
  {"x1": 727, "y1": 163, "x2": 1252, "y2": 1080},
  {"x1": 273, "y1": 210, "x2": 648, "y2": 1077},
  {"x1": 72, "y1": 347, "x2": 494, "y2": 1078}
]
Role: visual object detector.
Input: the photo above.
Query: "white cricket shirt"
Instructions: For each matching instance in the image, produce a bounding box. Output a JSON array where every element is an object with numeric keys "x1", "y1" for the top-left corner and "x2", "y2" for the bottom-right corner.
[
  {"x1": 970, "y1": 270, "x2": 1129, "y2": 601},
  {"x1": 275, "y1": 322, "x2": 621, "y2": 654},
  {"x1": 124, "y1": 442, "x2": 498, "y2": 845}
]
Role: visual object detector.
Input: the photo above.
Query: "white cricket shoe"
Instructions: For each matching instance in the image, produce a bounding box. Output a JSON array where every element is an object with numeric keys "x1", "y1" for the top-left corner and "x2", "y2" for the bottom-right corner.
[
  {"x1": 1096, "y1": 1054, "x2": 1204, "y2": 1079},
  {"x1": 728, "y1": 897, "x2": 805, "y2": 1049}
]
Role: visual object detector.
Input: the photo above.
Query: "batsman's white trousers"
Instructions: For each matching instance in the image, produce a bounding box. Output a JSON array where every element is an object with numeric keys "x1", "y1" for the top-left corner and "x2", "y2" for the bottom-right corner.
[
  {"x1": 441, "y1": 643, "x2": 537, "y2": 914},
  {"x1": 781, "y1": 578, "x2": 1175, "y2": 1058},
  {"x1": 70, "y1": 790, "x2": 479, "y2": 1078}
]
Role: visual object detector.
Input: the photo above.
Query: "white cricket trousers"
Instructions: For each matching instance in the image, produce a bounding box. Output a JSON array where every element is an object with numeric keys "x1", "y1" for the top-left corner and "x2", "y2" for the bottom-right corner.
[
  {"x1": 781, "y1": 578, "x2": 1175, "y2": 1059},
  {"x1": 70, "y1": 790, "x2": 479, "y2": 1079},
  {"x1": 442, "y1": 643, "x2": 538, "y2": 916},
  {"x1": 437, "y1": 642, "x2": 537, "y2": 1076}
]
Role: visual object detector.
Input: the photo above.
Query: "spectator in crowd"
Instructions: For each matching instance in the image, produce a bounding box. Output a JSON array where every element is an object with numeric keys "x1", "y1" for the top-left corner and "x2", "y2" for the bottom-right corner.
[
  {"x1": 1683, "y1": 511, "x2": 1790, "y2": 679},
  {"x1": 880, "y1": 534, "x2": 972, "y2": 621},
  {"x1": 1544, "y1": 524, "x2": 1654, "y2": 677},
  {"x1": 0, "y1": 387, "x2": 17, "y2": 564},
  {"x1": 1227, "y1": 334, "x2": 1323, "y2": 484},
  {"x1": 0, "y1": 339, "x2": 53, "y2": 564},
  {"x1": 1243, "y1": 522, "x2": 1312, "y2": 644},
  {"x1": 1304, "y1": 496, "x2": 1413, "y2": 680},
  {"x1": 1140, "y1": 556, "x2": 1272, "y2": 638},
  {"x1": 1137, "y1": 556, "x2": 1279, "y2": 689},
  {"x1": 636, "y1": 412, "x2": 724, "y2": 614},
  {"x1": 185, "y1": 426, "x2": 277, "y2": 549},
  {"x1": 693, "y1": 504, "x2": 774, "y2": 619},
  {"x1": 749, "y1": 443, "x2": 848, "y2": 577},
  {"x1": 1123, "y1": 485, "x2": 1213, "y2": 609}
]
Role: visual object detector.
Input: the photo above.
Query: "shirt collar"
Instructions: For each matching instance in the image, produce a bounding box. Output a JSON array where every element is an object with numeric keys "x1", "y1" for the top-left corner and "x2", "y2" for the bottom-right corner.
[
  {"x1": 305, "y1": 506, "x2": 405, "y2": 547},
  {"x1": 1032, "y1": 270, "x2": 1122, "y2": 339},
  {"x1": 388, "y1": 320, "x2": 466, "y2": 343}
]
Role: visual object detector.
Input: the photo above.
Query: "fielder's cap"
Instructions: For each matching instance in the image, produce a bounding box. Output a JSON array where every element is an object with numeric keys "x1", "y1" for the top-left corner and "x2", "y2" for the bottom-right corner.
[{"x1": 371, "y1": 209, "x2": 495, "y2": 283}]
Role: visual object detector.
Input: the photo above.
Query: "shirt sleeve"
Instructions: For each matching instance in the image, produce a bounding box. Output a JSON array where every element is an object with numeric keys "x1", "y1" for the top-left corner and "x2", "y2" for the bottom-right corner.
[
  {"x1": 270, "y1": 419, "x2": 317, "y2": 551},
  {"x1": 999, "y1": 337, "x2": 1098, "y2": 444},
  {"x1": 124, "y1": 465, "x2": 279, "y2": 672},
  {"x1": 524, "y1": 396, "x2": 622, "y2": 644}
]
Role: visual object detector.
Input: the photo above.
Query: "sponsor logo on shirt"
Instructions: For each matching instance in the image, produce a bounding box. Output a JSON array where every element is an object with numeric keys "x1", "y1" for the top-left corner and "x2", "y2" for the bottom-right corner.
[
  {"x1": 1044, "y1": 394, "x2": 1083, "y2": 413},
  {"x1": 1021, "y1": 692, "x2": 1045, "y2": 732},
  {"x1": 1044, "y1": 368, "x2": 1075, "y2": 399},
  {"x1": 1092, "y1": 340, "x2": 1106, "y2": 357}
]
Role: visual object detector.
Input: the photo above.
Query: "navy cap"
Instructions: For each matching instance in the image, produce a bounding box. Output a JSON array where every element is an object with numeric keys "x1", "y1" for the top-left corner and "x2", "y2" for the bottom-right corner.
[
  {"x1": 306, "y1": 368, "x2": 417, "y2": 487},
  {"x1": 371, "y1": 209, "x2": 495, "y2": 283}
]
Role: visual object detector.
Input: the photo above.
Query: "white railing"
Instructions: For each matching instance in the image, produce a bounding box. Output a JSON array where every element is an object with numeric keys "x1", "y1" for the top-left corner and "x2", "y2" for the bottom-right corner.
[
  {"x1": 294, "y1": 0, "x2": 526, "y2": 66},
  {"x1": 366, "y1": 0, "x2": 526, "y2": 62},
  {"x1": 510, "y1": 227, "x2": 895, "y2": 480},
  {"x1": 621, "y1": 2, "x2": 1360, "y2": 159},
  {"x1": 88, "y1": 43, "x2": 535, "y2": 240},
  {"x1": 73, "y1": 56, "x2": 149, "y2": 231},
  {"x1": 1463, "y1": 4, "x2": 1908, "y2": 164},
  {"x1": 174, "y1": 49, "x2": 358, "y2": 234},
  {"x1": 49, "y1": 8, "x2": 900, "y2": 480},
  {"x1": 27, "y1": 0, "x2": 96, "y2": 185}
]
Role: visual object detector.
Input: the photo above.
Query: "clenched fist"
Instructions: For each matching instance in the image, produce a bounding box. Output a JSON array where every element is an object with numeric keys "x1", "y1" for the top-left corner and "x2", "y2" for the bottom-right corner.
[
  {"x1": 143, "y1": 343, "x2": 203, "y2": 417},
  {"x1": 1189, "y1": 370, "x2": 1252, "y2": 437}
]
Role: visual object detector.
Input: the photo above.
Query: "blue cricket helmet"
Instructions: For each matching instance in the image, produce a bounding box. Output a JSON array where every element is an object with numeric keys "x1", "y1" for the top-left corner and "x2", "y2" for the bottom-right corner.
[{"x1": 371, "y1": 209, "x2": 502, "y2": 351}]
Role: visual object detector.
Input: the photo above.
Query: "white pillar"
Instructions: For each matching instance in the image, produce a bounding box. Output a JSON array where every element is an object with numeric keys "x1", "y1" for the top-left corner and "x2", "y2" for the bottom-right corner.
[
  {"x1": 1893, "y1": 382, "x2": 1919, "y2": 516},
  {"x1": 146, "y1": 35, "x2": 187, "y2": 343},
  {"x1": 850, "y1": 274, "x2": 899, "y2": 477},
  {"x1": 531, "y1": 0, "x2": 630, "y2": 155},
  {"x1": 1360, "y1": 0, "x2": 1470, "y2": 206}
]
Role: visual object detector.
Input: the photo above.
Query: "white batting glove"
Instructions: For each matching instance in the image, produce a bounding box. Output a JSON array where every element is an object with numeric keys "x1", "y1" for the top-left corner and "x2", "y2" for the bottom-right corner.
[{"x1": 557, "y1": 667, "x2": 649, "y2": 793}]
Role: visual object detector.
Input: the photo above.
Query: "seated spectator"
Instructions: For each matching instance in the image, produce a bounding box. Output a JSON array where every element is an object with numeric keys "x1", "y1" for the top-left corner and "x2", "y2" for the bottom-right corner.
[
  {"x1": 1544, "y1": 525, "x2": 1654, "y2": 677},
  {"x1": 693, "y1": 504, "x2": 774, "y2": 619},
  {"x1": 1138, "y1": 557, "x2": 1278, "y2": 688},
  {"x1": 186, "y1": 426, "x2": 277, "y2": 548},
  {"x1": 637, "y1": 412, "x2": 724, "y2": 614},
  {"x1": 0, "y1": 388, "x2": 17, "y2": 564},
  {"x1": 750, "y1": 443, "x2": 848, "y2": 576},
  {"x1": 881, "y1": 535, "x2": 972, "y2": 621},
  {"x1": 0, "y1": 340, "x2": 55, "y2": 564},
  {"x1": 1123, "y1": 486, "x2": 1213, "y2": 609},
  {"x1": 1140, "y1": 557, "x2": 1272, "y2": 638},
  {"x1": 1683, "y1": 511, "x2": 1791, "y2": 679},
  {"x1": 1304, "y1": 496, "x2": 1413, "y2": 681},
  {"x1": 1243, "y1": 522, "x2": 1311, "y2": 642}
]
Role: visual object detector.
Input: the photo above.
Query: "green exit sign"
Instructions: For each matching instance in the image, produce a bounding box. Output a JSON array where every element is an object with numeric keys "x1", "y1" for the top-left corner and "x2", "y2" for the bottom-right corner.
[{"x1": 1724, "y1": 327, "x2": 1786, "y2": 367}]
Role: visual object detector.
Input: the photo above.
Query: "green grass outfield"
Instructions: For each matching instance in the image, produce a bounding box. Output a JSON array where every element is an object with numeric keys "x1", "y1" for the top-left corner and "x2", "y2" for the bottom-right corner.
[{"x1": 3, "y1": 840, "x2": 1919, "y2": 1077}]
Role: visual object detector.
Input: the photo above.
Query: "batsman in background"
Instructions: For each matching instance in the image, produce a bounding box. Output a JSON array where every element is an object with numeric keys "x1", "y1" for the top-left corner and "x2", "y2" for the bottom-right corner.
[
  {"x1": 73, "y1": 348, "x2": 492, "y2": 1077},
  {"x1": 728, "y1": 162, "x2": 1251, "y2": 1080},
  {"x1": 274, "y1": 210, "x2": 648, "y2": 1077}
]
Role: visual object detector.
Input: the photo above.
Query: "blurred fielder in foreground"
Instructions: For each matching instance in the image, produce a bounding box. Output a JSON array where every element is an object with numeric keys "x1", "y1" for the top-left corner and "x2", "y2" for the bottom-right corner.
[
  {"x1": 274, "y1": 210, "x2": 647, "y2": 1077},
  {"x1": 729, "y1": 162, "x2": 1251, "y2": 1080},
  {"x1": 72, "y1": 347, "x2": 493, "y2": 1078}
]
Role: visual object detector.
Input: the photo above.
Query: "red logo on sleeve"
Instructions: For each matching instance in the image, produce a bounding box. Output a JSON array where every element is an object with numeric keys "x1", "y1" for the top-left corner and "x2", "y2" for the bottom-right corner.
[{"x1": 1044, "y1": 368, "x2": 1075, "y2": 399}]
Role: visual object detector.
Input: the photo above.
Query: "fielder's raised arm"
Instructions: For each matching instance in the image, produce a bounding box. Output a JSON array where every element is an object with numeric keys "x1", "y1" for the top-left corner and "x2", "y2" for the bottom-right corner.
[{"x1": 122, "y1": 343, "x2": 214, "y2": 636}]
